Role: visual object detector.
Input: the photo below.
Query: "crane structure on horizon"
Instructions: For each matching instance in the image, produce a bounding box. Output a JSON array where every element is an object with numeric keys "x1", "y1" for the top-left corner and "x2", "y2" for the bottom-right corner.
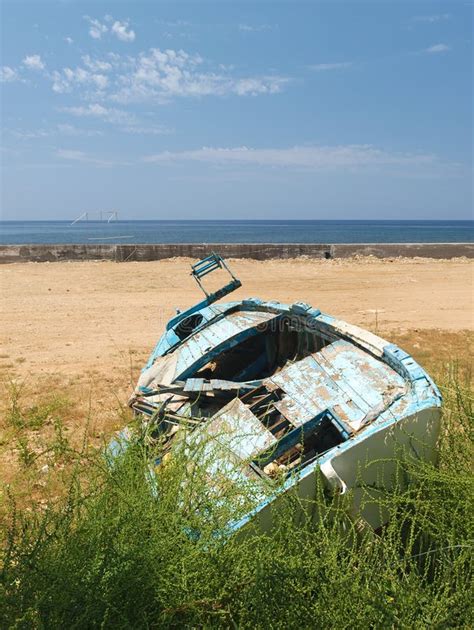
[{"x1": 70, "y1": 210, "x2": 119, "y2": 225}]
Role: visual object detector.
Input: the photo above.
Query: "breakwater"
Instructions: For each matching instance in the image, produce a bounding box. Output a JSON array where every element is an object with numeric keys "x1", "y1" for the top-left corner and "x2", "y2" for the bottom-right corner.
[{"x1": 0, "y1": 242, "x2": 472, "y2": 263}]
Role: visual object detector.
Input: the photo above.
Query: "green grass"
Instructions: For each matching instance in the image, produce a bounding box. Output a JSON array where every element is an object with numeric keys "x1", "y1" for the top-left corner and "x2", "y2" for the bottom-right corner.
[{"x1": 0, "y1": 365, "x2": 473, "y2": 629}]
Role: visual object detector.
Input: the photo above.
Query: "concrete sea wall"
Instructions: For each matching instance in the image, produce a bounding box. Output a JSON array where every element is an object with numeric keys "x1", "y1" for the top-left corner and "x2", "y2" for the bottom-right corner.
[{"x1": 0, "y1": 242, "x2": 472, "y2": 263}]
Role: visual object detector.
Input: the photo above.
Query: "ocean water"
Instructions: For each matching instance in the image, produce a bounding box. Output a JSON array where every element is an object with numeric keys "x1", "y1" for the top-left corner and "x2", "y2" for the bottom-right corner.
[{"x1": 0, "y1": 220, "x2": 472, "y2": 245}]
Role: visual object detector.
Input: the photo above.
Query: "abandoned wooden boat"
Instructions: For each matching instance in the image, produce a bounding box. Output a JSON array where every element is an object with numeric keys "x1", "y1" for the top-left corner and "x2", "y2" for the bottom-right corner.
[{"x1": 118, "y1": 253, "x2": 442, "y2": 532}]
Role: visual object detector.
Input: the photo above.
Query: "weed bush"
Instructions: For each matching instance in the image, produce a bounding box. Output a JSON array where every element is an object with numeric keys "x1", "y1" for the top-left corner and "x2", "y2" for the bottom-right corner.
[
  {"x1": 5, "y1": 379, "x2": 71, "y2": 431},
  {"x1": 0, "y1": 367, "x2": 473, "y2": 629}
]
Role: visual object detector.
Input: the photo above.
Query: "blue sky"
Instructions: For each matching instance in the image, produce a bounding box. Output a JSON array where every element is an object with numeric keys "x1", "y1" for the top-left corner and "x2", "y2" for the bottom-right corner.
[{"x1": 1, "y1": 0, "x2": 472, "y2": 220}]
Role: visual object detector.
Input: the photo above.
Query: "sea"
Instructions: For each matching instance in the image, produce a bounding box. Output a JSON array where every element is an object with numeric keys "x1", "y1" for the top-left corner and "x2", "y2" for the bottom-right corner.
[{"x1": 0, "y1": 220, "x2": 472, "y2": 245}]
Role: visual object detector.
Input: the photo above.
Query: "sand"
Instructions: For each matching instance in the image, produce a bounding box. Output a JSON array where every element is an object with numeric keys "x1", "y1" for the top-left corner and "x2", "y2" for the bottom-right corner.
[{"x1": 1, "y1": 257, "x2": 472, "y2": 382}]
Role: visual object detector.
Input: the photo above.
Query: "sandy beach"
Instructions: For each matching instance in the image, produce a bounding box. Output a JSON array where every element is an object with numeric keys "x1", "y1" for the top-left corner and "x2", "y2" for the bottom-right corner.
[
  {"x1": 0, "y1": 255, "x2": 472, "y2": 499},
  {"x1": 1, "y1": 256, "x2": 472, "y2": 382}
]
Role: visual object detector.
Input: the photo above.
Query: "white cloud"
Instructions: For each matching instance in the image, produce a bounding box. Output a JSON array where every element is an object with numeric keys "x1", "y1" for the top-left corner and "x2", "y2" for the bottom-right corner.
[
  {"x1": 110, "y1": 47, "x2": 288, "y2": 103},
  {"x1": 156, "y1": 19, "x2": 191, "y2": 28},
  {"x1": 56, "y1": 148, "x2": 114, "y2": 166},
  {"x1": 111, "y1": 20, "x2": 135, "y2": 42},
  {"x1": 0, "y1": 66, "x2": 20, "y2": 82},
  {"x1": 52, "y1": 67, "x2": 109, "y2": 93},
  {"x1": 121, "y1": 125, "x2": 170, "y2": 135},
  {"x1": 61, "y1": 103, "x2": 170, "y2": 134},
  {"x1": 424, "y1": 43, "x2": 451, "y2": 54},
  {"x1": 56, "y1": 123, "x2": 103, "y2": 137},
  {"x1": 23, "y1": 54, "x2": 45, "y2": 71},
  {"x1": 309, "y1": 62, "x2": 352, "y2": 72},
  {"x1": 64, "y1": 36, "x2": 74, "y2": 45},
  {"x1": 239, "y1": 24, "x2": 275, "y2": 32},
  {"x1": 55, "y1": 143, "x2": 456, "y2": 175},
  {"x1": 82, "y1": 55, "x2": 113, "y2": 72},
  {"x1": 9, "y1": 124, "x2": 103, "y2": 138},
  {"x1": 61, "y1": 103, "x2": 136, "y2": 125},
  {"x1": 84, "y1": 15, "x2": 135, "y2": 42},
  {"x1": 84, "y1": 16, "x2": 108, "y2": 40},
  {"x1": 411, "y1": 14, "x2": 451, "y2": 24},
  {"x1": 19, "y1": 44, "x2": 288, "y2": 103},
  {"x1": 143, "y1": 144, "x2": 444, "y2": 174},
  {"x1": 232, "y1": 77, "x2": 286, "y2": 96},
  {"x1": 11, "y1": 128, "x2": 50, "y2": 139}
]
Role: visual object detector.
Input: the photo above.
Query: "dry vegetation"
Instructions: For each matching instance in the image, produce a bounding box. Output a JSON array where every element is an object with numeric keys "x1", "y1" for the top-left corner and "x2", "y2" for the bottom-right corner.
[
  {"x1": 0, "y1": 258, "x2": 473, "y2": 627},
  {"x1": 0, "y1": 349, "x2": 472, "y2": 628}
]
